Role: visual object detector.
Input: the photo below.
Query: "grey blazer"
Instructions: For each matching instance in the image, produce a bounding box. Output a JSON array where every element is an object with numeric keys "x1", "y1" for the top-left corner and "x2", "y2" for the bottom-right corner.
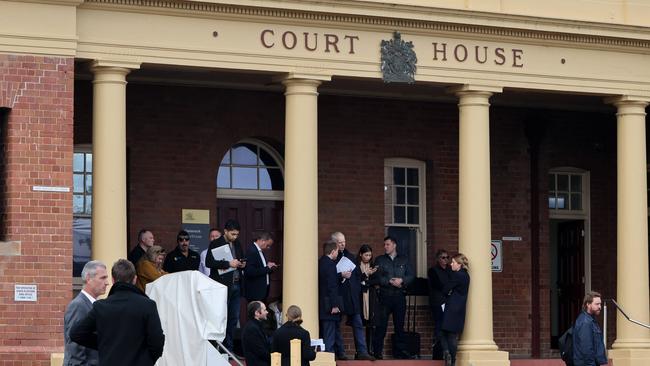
[{"x1": 64, "y1": 292, "x2": 99, "y2": 366}]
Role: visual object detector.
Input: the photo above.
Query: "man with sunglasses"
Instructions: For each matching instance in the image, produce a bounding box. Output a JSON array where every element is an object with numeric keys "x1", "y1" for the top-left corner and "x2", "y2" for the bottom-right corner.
[
  {"x1": 427, "y1": 249, "x2": 451, "y2": 359},
  {"x1": 163, "y1": 230, "x2": 200, "y2": 273}
]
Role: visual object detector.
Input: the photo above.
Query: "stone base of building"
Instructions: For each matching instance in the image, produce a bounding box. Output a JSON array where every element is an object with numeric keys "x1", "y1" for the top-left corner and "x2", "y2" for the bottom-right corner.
[
  {"x1": 309, "y1": 351, "x2": 336, "y2": 366},
  {"x1": 608, "y1": 348, "x2": 650, "y2": 366},
  {"x1": 456, "y1": 350, "x2": 510, "y2": 366}
]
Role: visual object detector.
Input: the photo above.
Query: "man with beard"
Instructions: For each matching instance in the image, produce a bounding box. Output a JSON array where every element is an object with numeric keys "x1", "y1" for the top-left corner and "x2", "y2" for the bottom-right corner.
[
  {"x1": 572, "y1": 291, "x2": 608, "y2": 366},
  {"x1": 163, "y1": 230, "x2": 200, "y2": 273}
]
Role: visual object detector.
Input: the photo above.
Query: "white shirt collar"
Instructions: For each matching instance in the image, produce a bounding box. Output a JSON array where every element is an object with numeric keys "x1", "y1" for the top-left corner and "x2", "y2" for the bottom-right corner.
[
  {"x1": 253, "y1": 242, "x2": 262, "y2": 252},
  {"x1": 81, "y1": 289, "x2": 97, "y2": 303}
]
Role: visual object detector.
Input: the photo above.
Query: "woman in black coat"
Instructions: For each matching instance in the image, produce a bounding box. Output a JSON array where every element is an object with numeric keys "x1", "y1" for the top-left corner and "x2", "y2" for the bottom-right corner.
[
  {"x1": 271, "y1": 305, "x2": 317, "y2": 366},
  {"x1": 440, "y1": 253, "x2": 470, "y2": 366}
]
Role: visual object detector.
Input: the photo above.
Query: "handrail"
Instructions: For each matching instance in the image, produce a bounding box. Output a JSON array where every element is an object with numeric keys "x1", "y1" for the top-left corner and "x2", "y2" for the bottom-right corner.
[
  {"x1": 209, "y1": 339, "x2": 245, "y2": 366},
  {"x1": 608, "y1": 299, "x2": 650, "y2": 330}
]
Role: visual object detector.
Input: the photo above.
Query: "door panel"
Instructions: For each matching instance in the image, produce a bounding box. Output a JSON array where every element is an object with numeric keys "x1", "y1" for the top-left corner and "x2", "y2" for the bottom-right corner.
[{"x1": 557, "y1": 220, "x2": 584, "y2": 334}]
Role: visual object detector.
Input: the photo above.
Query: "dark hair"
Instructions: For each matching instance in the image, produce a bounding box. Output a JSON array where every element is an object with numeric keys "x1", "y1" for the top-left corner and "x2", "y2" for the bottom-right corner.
[
  {"x1": 357, "y1": 244, "x2": 373, "y2": 262},
  {"x1": 247, "y1": 301, "x2": 263, "y2": 319},
  {"x1": 209, "y1": 228, "x2": 221, "y2": 234},
  {"x1": 383, "y1": 236, "x2": 397, "y2": 244},
  {"x1": 177, "y1": 230, "x2": 190, "y2": 241},
  {"x1": 322, "y1": 240, "x2": 338, "y2": 255},
  {"x1": 224, "y1": 219, "x2": 241, "y2": 231},
  {"x1": 112, "y1": 259, "x2": 136, "y2": 284},
  {"x1": 435, "y1": 249, "x2": 448, "y2": 259},
  {"x1": 255, "y1": 232, "x2": 273, "y2": 241},
  {"x1": 583, "y1": 291, "x2": 602, "y2": 310},
  {"x1": 138, "y1": 229, "x2": 151, "y2": 243}
]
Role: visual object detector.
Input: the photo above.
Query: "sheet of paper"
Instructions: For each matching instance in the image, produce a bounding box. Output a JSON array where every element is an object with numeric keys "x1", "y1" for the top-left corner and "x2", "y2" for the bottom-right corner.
[
  {"x1": 211, "y1": 245, "x2": 236, "y2": 275},
  {"x1": 336, "y1": 256, "x2": 356, "y2": 273}
]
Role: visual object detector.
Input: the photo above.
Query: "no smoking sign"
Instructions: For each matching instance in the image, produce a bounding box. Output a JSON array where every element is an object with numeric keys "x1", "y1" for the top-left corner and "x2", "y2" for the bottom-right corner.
[{"x1": 491, "y1": 240, "x2": 502, "y2": 272}]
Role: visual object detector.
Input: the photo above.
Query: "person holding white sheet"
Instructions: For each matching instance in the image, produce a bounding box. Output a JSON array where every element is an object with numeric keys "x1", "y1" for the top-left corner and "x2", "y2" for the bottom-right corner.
[{"x1": 332, "y1": 232, "x2": 374, "y2": 360}]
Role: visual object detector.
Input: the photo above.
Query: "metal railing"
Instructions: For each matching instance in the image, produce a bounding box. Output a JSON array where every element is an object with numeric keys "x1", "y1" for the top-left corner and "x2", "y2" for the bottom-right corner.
[
  {"x1": 209, "y1": 339, "x2": 245, "y2": 366},
  {"x1": 604, "y1": 299, "x2": 650, "y2": 348}
]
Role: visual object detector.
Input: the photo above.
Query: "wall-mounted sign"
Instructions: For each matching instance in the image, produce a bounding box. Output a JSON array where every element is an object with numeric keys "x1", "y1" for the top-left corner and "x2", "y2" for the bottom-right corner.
[
  {"x1": 502, "y1": 236, "x2": 522, "y2": 241},
  {"x1": 491, "y1": 240, "x2": 502, "y2": 272},
  {"x1": 14, "y1": 284, "x2": 37, "y2": 302},
  {"x1": 181, "y1": 209, "x2": 210, "y2": 253},
  {"x1": 32, "y1": 186, "x2": 70, "y2": 192}
]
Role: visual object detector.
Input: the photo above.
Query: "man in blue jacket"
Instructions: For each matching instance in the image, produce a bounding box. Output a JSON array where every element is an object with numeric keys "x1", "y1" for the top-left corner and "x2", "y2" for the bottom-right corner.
[{"x1": 573, "y1": 291, "x2": 608, "y2": 366}]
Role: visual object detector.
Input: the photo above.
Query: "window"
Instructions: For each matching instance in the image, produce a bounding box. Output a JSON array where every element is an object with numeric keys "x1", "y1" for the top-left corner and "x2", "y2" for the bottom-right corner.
[
  {"x1": 217, "y1": 143, "x2": 283, "y2": 191},
  {"x1": 384, "y1": 159, "x2": 426, "y2": 275},
  {"x1": 73, "y1": 149, "x2": 92, "y2": 277},
  {"x1": 548, "y1": 172, "x2": 583, "y2": 212}
]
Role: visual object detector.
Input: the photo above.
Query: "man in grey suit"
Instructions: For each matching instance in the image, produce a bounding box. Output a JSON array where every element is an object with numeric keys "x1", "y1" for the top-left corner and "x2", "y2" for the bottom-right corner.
[{"x1": 64, "y1": 260, "x2": 109, "y2": 365}]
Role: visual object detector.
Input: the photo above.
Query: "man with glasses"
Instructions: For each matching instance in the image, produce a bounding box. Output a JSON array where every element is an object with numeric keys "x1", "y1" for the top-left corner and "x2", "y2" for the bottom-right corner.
[
  {"x1": 427, "y1": 249, "x2": 451, "y2": 359},
  {"x1": 163, "y1": 230, "x2": 200, "y2": 273}
]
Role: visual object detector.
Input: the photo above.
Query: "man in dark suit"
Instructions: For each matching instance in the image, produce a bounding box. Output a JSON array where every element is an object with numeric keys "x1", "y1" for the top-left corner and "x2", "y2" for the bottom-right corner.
[
  {"x1": 205, "y1": 219, "x2": 246, "y2": 352},
  {"x1": 244, "y1": 232, "x2": 278, "y2": 302},
  {"x1": 241, "y1": 301, "x2": 271, "y2": 366},
  {"x1": 427, "y1": 248, "x2": 451, "y2": 357},
  {"x1": 64, "y1": 260, "x2": 109, "y2": 366},
  {"x1": 163, "y1": 230, "x2": 200, "y2": 273},
  {"x1": 128, "y1": 229, "x2": 155, "y2": 265},
  {"x1": 318, "y1": 239, "x2": 345, "y2": 359},
  {"x1": 70, "y1": 259, "x2": 165, "y2": 366}
]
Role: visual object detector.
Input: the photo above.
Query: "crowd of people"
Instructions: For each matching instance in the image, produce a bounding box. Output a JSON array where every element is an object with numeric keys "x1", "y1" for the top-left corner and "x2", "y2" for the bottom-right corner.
[{"x1": 62, "y1": 220, "x2": 477, "y2": 365}]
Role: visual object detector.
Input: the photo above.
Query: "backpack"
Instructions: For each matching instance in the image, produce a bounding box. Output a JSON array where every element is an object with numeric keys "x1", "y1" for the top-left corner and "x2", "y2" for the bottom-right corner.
[{"x1": 558, "y1": 327, "x2": 574, "y2": 366}]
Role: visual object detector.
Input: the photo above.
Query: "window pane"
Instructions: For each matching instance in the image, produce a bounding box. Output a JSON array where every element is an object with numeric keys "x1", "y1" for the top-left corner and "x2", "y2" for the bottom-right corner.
[
  {"x1": 571, "y1": 193, "x2": 582, "y2": 211},
  {"x1": 231, "y1": 144, "x2": 257, "y2": 165},
  {"x1": 393, "y1": 206, "x2": 405, "y2": 223},
  {"x1": 407, "y1": 168, "x2": 418, "y2": 186},
  {"x1": 85, "y1": 153, "x2": 92, "y2": 172},
  {"x1": 393, "y1": 167, "x2": 405, "y2": 185},
  {"x1": 548, "y1": 196, "x2": 556, "y2": 209},
  {"x1": 73, "y1": 153, "x2": 84, "y2": 172},
  {"x1": 548, "y1": 174, "x2": 556, "y2": 193},
  {"x1": 73, "y1": 217, "x2": 92, "y2": 277},
  {"x1": 267, "y1": 168, "x2": 284, "y2": 190},
  {"x1": 85, "y1": 175, "x2": 92, "y2": 194},
  {"x1": 220, "y1": 150, "x2": 231, "y2": 165},
  {"x1": 557, "y1": 193, "x2": 568, "y2": 209},
  {"x1": 73, "y1": 194, "x2": 84, "y2": 214},
  {"x1": 217, "y1": 166, "x2": 230, "y2": 188},
  {"x1": 85, "y1": 195, "x2": 92, "y2": 215},
  {"x1": 557, "y1": 174, "x2": 569, "y2": 191},
  {"x1": 570, "y1": 175, "x2": 582, "y2": 193},
  {"x1": 73, "y1": 174, "x2": 84, "y2": 193},
  {"x1": 259, "y1": 148, "x2": 279, "y2": 167},
  {"x1": 407, "y1": 206, "x2": 419, "y2": 224},
  {"x1": 232, "y1": 167, "x2": 257, "y2": 189},
  {"x1": 407, "y1": 187, "x2": 419, "y2": 205},
  {"x1": 395, "y1": 187, "x2": 405, "y2": 204}
]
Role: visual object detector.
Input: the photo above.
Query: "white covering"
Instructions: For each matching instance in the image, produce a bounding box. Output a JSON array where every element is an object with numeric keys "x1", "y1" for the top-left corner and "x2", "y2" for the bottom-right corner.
[{"x1": 146, "y1": 271, "x2": 230, "y2": 366}]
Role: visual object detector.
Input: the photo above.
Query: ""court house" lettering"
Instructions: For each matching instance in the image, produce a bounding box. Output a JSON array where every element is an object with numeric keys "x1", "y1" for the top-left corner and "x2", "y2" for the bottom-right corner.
[
  {"x1": 432, "y1": 42, "x2": 524, "y2": 67},
  {"x1": 261, "y1": 29, "x2": 359, "y2": 54}
]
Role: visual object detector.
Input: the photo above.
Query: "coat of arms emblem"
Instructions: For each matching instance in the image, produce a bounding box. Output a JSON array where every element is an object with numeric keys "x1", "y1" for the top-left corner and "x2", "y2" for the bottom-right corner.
[{"x1": 380, "y1": 32, "x2": 417, "y2": 83}]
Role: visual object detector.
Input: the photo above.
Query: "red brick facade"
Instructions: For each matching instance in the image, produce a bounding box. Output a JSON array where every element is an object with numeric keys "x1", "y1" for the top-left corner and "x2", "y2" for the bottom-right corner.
[{"x1": 0, "y1": 55, "x2": 74, "y2": 365}]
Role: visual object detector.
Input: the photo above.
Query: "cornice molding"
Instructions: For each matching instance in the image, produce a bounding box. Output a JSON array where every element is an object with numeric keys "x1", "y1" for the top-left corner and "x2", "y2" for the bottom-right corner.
[
  {"x1": 80, "y1": 0, "x2": 650, "y2": 50},
  {"x1": 18, "y1": 0, "x2": 85, "y2": 6}
]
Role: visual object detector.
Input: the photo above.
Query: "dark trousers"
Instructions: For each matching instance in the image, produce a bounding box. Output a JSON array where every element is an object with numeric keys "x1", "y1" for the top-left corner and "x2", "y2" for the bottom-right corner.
[
  {"x1": 224, "y1": 283, "x2": 241, "y2": 352},
  {"x1": 372, "y1": 294, "x2": 406, "y2": 356},
  {"x1": 433, "y1": 303, "x2": 444, "y2": 340},
  {"x1": 343, "y1": 313, "x2": 368, "y2": 355},
  {"x1": 440, "y1": 330, "x2": 458, "y2": 363},
  {"x1": 320, "y1": 319, "x2": 344, "y2": 355}
]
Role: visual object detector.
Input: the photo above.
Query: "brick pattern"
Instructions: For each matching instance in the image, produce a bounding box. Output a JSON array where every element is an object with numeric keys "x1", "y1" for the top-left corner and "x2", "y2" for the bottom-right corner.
[
  {"x1": 0, "y1": 55, "x2": 74, "y2": 365},
  {"x1": 71, "y1": 81, "x2": 619, "y2": 358}
]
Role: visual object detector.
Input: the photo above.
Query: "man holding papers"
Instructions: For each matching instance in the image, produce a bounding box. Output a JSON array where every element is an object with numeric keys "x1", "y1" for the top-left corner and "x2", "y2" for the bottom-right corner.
[
  {"x1": 332, "y1": 232, "x2": 374, "y2": 361},
  {"x1": 206, "y1": 219, "x2": 246, "y2": 353}
]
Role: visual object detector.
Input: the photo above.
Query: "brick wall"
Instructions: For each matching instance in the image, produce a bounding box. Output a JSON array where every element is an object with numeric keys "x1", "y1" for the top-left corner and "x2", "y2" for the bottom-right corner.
[
  {"x1": 0, "y1": 55, "x2": 74, "y2": 365},
  {"x1": 72, "y1": 80, "x2": 619, "y2": 358}
]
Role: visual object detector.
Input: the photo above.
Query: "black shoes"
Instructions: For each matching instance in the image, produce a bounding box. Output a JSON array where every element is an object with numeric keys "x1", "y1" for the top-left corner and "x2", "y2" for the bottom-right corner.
[
  {"x1": 355, "y1": 353, "x2": 376, "y2": 361},
  {"x1": 443, "y1": 351, "x2": 452, "y2": 366},
  {"x1": 372, "y1": 353, "x2": 383, "y2": 360},
  {"x1": 335, "y1": 353, "x2": 349, "y2": 361}
]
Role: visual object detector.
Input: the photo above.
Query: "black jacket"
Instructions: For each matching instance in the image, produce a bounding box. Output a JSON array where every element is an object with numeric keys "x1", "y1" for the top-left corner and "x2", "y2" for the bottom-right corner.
[
  {"x1": 440, "y1": 268, "x2": 470, "y2": 333},
  {"x1": 428, "y1": 264, "x2": 451, "y2": 307},
  {"x1": 244, "y1": 242, "x2": 272, "y2": 301},
  {"x1": 271, "y1": 321, "x2": 317, "y2": 366},
  {"x1": 163, "y1": 245, "x2": 200, "y2": 273},
  {"x1": 373, "y1": 253, "x2": 415, "y2": 297},
  {"x1": 318, "y1": 255, "x2": 342, "y2": 321},
  {"x1": 242, "y1": 318, "x2": 271, "y2": 366},
  {"x1": 336, "y1": 249, "x2": 362, "y2": 315},
  {"x1": 70, "y1": 282, "x2": 165, "y2": 366},
  {"x1": 128, "y1": 245, "x2": 146, "y2": 266},
  {"x1": 206, "y1": 235, "x2": 244, "y2": 288}
]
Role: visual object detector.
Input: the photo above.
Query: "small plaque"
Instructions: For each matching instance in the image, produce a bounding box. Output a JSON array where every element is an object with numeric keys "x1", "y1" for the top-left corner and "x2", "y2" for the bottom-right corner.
[
  {"x1": 15, "y1": 284, "x2": 37, "y2": 302},
  {"x1": 32, "y1": 186, "x2": 70, "y2": 193},
  {"x1": 502, "y1": 236, "x2": 522, "y2": 241}
]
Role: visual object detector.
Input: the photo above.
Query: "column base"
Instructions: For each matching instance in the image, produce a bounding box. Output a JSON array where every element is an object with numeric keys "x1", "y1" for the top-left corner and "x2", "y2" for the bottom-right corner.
[
  {"x1": 456, "y1": 350, "x2": 510, "y2": 366},
  {"x1": 309, "y1": 352, "x2": 335, "y2": 366},
  {"x1": 608, "y1": 348, "x2": 650, "y2": 366},
  {"x1": 50, "y1": 353, "x2": 63, "y2": 366}
]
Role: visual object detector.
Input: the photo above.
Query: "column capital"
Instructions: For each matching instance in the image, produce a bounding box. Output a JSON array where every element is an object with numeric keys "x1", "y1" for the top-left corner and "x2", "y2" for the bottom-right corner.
[
  {"x1": 273, "y1": 72, "x2": 332, "y2": 84},
  {"x1": 91, "y1": 60, "x2": 141, "y2": 79},
  {"x1": 604, "y1": 95, "x2": 650, "y2": 108},
  {"x1": 447, "y1": 84, "x2": 503, "y2": 95}
]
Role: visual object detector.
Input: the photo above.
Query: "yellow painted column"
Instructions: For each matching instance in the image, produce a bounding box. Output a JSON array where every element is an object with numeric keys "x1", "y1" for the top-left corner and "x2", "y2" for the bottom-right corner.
[
  {"x1": 451, "y1": 84, "x2": 509, "y2": 366},
  {"x1": 90, "y1": 61, "x2": 140, "y2": 280},
  {"x1": 280, "y1": 73, "x2": 330, "y2": 336},
  {"x1": 606, "y1": 96, "x2": 650, "y2": 366}
]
